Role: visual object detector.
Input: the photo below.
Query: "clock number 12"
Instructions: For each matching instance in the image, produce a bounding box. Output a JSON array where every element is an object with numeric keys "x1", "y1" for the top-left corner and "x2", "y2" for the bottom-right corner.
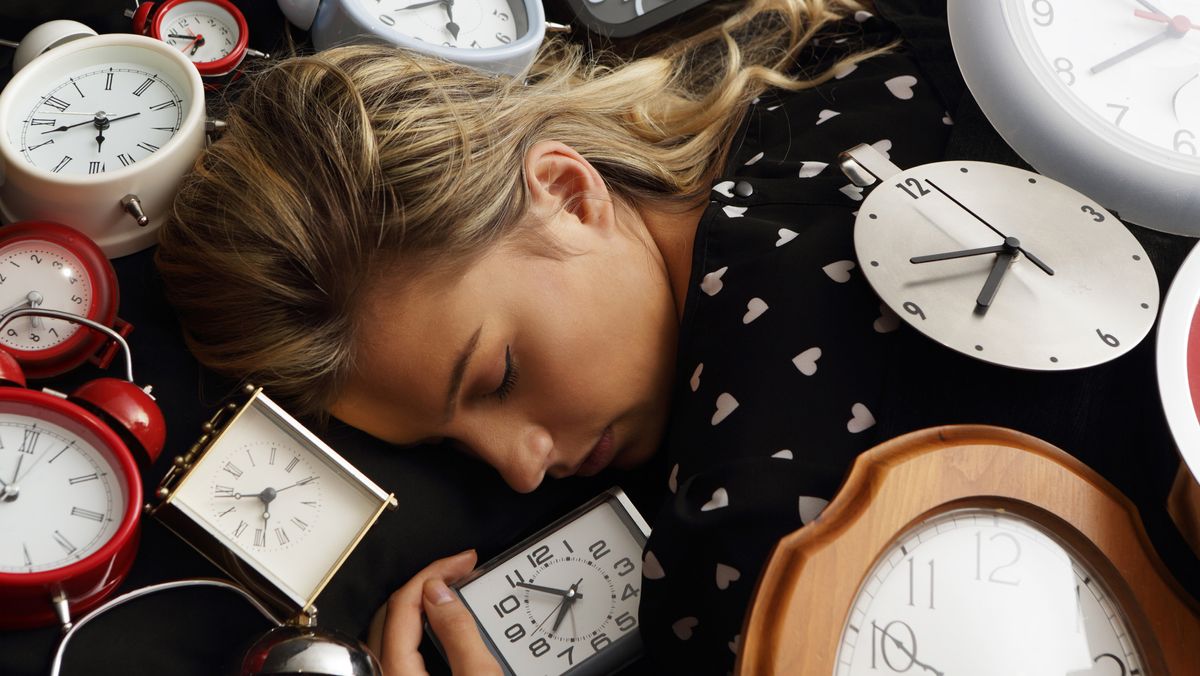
[{"x1": 894, "y1": 178, "x2": 930, "y2": 200}]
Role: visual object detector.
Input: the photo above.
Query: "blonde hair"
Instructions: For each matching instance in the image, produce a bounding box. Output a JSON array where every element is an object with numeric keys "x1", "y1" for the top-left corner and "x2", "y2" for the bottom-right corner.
[{"x1": 156, "y1": 0, "x2": 884, "y2": 418}]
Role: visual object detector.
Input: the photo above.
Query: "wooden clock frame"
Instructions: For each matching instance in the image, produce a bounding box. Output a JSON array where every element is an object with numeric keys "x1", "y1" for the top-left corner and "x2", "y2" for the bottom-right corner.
[{"x1": 738, "y1": 425, "x2": 1200, "y2": 674}]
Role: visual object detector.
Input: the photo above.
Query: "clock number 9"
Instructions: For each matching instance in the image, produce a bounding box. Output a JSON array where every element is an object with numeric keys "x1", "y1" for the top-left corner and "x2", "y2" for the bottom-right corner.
[
  {"x1": 1174, "y1": 130, "x2": 1197, "y2": 156},
  {"x1": 1080, "y1": 205, "x2": 1105, "y2": 222},
  {"x1": 902, "y1": 301, "x2": 926, "y2": 321},
  {"x1": 1096, "y1": 329, "x2": 1120, "y2": 348},
  {"x1": 1031, "y1": 0, "x2": 1054, "y2": 27},
  {"x1": 504, "y1": 623, "x2": 526, "y2": 643}
]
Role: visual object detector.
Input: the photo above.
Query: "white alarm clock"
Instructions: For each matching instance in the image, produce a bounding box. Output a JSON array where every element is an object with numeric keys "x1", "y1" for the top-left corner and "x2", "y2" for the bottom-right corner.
[
  {"x1": 948, "y1": 0, "x2": 1200, "y2": 235},
  {"x1": 277, "y1": 0, "x2": 546, "y2": 76},
  {"x1": 0, "y1": 32, "x2": 206, "y2": 257}
]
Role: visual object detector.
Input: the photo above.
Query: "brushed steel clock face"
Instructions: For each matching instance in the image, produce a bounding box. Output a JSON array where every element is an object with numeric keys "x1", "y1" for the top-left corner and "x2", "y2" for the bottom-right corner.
[
  {"x1": 0, "y1": 410, "x2": 125, "y2": 573},
  {"x1": 361, "y1": 0, "x2": 526, "y2": 48},
  {"x1": 12, "y1": 64, "x2": 185, "y2": 177},
  {"x1": 835, "y1": 508, "x2": 1146, "y2": 676},
  {"x1": 457, "y1": 495, "x2": 646, "y2": 675},
  {"x1": 854, "y1": 160, "x2": 1159, "y2": 370}
]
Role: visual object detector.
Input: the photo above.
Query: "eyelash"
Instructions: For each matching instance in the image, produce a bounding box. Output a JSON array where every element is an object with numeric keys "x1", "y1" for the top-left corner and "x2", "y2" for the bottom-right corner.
[{"x1": 492, "y1": 345, "x2": 518, "y2": 401}]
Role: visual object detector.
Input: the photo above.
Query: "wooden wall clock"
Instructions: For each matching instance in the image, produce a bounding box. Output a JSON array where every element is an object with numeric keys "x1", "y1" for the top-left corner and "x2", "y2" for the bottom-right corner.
[{"x1": 739, "y1": 425, "x2": 1200, "y2": 675}]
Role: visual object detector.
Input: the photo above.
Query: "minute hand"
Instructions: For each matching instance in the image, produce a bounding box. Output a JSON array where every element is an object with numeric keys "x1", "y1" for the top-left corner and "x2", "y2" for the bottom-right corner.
[{"x1": 923, "y1": 179, "x2": 1054, "y2": 276}]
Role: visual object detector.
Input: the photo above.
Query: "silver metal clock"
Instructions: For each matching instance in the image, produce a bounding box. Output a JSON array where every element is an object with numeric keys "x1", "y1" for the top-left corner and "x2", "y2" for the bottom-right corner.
[{"x1": 840, "y1": 143, "x2": 1159, "y2": 371}]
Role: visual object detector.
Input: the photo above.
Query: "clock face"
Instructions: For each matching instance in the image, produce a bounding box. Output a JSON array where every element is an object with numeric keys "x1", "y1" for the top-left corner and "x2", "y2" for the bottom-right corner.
[
  {"x1": 576, "y1": 0, "x2": 678, "y2": 25},
  {"x1": 170, "y1": 398, "x2": 384, "y2": 604},
  {"x1": 158, "y1": 1, "x2": 241, "y2": 64},
  {"x1": 836, "y1": 508, "x2": 1146, "y2": 676},
  {"x1": 1156, "y1": 241, "x2": 1200, "y2": 485},
  {"x1": 854, "y1": 159, "x2": 1159, "y2": 370},
  {"x1": 1007, "y1": 0, "x2": 1200, "y2": 166},
  {"x1": 0, "y1": 403, "x2": 126, "y2": 573},
  {"x1": 10, "y1": 62, "x2": 186, "y2": 177},
  {"x1": 457, "y1": 494, "x2": 647, "y2": 675},
  {"x1": 360, "y1": 0, "x2": 526, "y2": 49},
  {"x1": 0, "y1": 239, "x2": 94, "y2": 351}
]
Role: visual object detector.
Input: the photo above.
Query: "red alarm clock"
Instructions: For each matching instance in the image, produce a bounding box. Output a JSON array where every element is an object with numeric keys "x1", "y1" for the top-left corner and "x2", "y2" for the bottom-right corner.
[
  {"x1": 1158, "y1": 242, "x2": 1200, "y2": 487},
  {"x1": 129, "y1": 0, "x2": 254, "y2": 78},
  {"x1": 0, "y1": 221, "x2": 128, "y2": 379},
  {"x1": 0, "y1": 309, "x2": 164, "y2": 630}
]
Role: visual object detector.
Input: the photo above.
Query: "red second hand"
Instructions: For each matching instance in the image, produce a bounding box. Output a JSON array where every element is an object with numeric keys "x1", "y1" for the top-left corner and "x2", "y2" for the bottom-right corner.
[{"x1": 1134, "y1": 8, "x2": 1200, "y2": 30}]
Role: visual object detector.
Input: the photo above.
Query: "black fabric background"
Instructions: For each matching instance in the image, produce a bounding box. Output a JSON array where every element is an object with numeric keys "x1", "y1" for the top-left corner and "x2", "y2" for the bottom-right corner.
[{"x1": 0, "y1": 1, "x2": 1195, "y2": 675}]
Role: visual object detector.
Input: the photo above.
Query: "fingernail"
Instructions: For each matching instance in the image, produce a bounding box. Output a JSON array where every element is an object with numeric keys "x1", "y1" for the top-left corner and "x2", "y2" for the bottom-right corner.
[{"x1": 426, "y1": 579, "x2": 455, "y2": 606}]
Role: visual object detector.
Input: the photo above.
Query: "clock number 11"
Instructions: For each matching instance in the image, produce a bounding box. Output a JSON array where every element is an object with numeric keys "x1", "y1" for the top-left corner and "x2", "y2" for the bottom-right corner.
[{"x1": 907, "y1": 557, "x2": 934, "y2": 609}]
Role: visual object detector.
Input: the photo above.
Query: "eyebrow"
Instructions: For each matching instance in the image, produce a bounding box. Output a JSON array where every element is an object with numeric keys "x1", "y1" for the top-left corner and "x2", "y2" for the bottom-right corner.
[{"x1": 443, "y1": 325, "x2": 483, "y2": 423}]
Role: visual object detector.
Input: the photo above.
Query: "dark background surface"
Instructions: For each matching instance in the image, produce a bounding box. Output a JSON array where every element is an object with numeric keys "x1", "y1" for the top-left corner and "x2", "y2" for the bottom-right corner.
[{"x1": 0, "y1": 1, "x2": 1197, "y2": 674}]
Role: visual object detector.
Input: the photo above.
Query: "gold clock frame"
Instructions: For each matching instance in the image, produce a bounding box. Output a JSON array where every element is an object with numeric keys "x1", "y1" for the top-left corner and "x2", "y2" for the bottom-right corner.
[
  {"x1": 147, "y1": 385, "x2": 397, "y2": 622},
  {"x1": 738, "y1": 425, "x2": 1200, "y2": 674}
]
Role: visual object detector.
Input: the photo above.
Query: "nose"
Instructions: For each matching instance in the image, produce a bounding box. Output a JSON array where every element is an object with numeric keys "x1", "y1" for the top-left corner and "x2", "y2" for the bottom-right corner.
[{"x1": 455, "y1": 421, "x2": 555, "y2": 494}]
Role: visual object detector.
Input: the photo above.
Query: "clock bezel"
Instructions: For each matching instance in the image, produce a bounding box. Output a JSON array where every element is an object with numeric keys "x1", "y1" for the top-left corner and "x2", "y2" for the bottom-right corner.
[
  {"x1": 149, "y1": 386, "x2": 397, "y2": 621},
  {"x1": 947, "y1": 0, "x2": 1200, "y2": 236},
  {"x1": 149, "y1": 0, "x2": 251, "y2": 77},
  {"x1": 564, "y1": 0, "x2": 712, "y2": 38},
  {"x1": 446, "y1": 487, "x2": 650, "y2": 676},
  {"x1": 1157, "y1": 240, "x2": 1200, "y2": 488},
  {"x1": 738, "y1": 425, "x2": 1200, "y2": 674}
]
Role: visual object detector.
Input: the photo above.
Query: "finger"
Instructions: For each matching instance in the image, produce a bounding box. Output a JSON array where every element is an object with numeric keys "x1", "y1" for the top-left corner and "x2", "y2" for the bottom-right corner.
[
  {"x1": 424, "y1": 578, "x2": 502, "y2": 675},
  {"x1": 377, "y1": 550, "x2": 478, "y2": 675}
]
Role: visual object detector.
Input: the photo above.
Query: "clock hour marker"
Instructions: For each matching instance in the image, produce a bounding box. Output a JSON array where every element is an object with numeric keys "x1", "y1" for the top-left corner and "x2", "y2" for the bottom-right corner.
[
  {"x1": 19, "y1": 428, "x2": 40, "y2": 454},
  {"x1": 245, "y1": 448, "x2": 256, "y2": 467},
  {"x1": 22, "y1": 543, "x2": 32, "y2": 568},
  {"x1": 68, "y1": 473, "x2": 98, "y2": 484},
  {"x1": 71, "y1": 506, "x2": 105, "y2": 522},
  {"x1": 43, "y1": 96, "x2": 70, "y2": 112},
  {"x1": 253, "y1": 528, "x2": 265, "y2": 547},
  {"x1": 29, "y1": 118, "x2": 55, "y2": 126},
  {"x1": 52, "y1": 156, "x2": 73, "y2": 173},
  {"x1": 136, "y1": 142, "x2": 160, "y2": 153},
  {"x1": 233, "y1": 520, "x2": 248, "y2": 537},
  {"x1": 214, "y1": 484, "x2": 235, "y2": 496},
  {"x1": 88, "y1": 161, "x2": 102, "y2": 174},
  {"x1": 70, "y1": 79, "x2": 84, "y2": 98},
  {"x1": 105, "y1": 72, "x2": 113, "y2": 91},
  {"x1": 269, "y1": 447, "x2": 276, "y2": 465},
  {"x1": 24, "y1": 139, "x2": 53, "y2": 152},
  {"x1": 149, "y1": 99, "x2": 177, "y2": 111},
  {"x1": 284, "y1": 456, "x2": 299, "y2": 473},
  {"x1": 48, "y1": 445, "x2": 70, "y2": 464},
  {"x1": 117, "y1": 153, "x2": 135, "y2": 167},
  {"x1": 217, "y1": 506, "x2": 235, "y2": 517},
  {"x1": 222, "y1": 461, "x2": 243, "y2": 478},
  {"x1": 274, "y1": 527, "x2": 289, "y2": 545},
  {"x1": 133, "y1": 78, "x2": 155, "y2": 97},
  {"x1": 52, "y1": 530, "x2": 76, "y2": 554},
  {"x1": 301, "y1": 500, "x2": 317, "y2": 507}
]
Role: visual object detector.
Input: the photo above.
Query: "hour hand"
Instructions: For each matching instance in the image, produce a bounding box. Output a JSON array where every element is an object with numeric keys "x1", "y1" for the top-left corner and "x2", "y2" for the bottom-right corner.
[
  {"x1": 515, "y1": 582, "x2": 584, "y2": 600},
  {"x1": 911, "y1": 244, "x2": 1006, "y2": 264},
  {"x1": 976, "y1": 249, "x2": 1017, "y2": 313}
]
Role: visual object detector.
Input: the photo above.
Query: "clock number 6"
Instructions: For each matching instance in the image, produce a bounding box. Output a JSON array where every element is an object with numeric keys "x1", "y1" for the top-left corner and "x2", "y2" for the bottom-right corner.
[
  {"x1": 1096, "y1": 329, "x2": 1120, "y2": 348},
  {"x1": 1175, "y1": 130, "x2": 1197, "y2": 156}
]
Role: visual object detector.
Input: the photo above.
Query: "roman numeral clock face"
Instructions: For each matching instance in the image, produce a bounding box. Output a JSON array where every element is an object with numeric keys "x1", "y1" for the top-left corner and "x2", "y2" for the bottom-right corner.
[
  {"x1": 205, "y1": 441, "x2": 323, "y2": 553},
  {"x1": 0, "y1": 411, "x2": 125, "y2": 573},
  {"x1": 15, "y1": 64, "x2": 184, "y2": 176}
]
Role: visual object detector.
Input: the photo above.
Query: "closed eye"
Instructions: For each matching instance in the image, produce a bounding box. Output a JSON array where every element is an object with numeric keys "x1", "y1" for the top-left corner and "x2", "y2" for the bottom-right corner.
[{"x1": 491, "y1": 345, "x2": 518, "y2": 401}]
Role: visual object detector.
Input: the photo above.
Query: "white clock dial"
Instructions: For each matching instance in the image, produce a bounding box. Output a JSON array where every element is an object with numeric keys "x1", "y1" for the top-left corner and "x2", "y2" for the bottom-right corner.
[
  {"x1": 0, "y1": 412, "x2": 124, "y2": 573},
  {"x1": 366, "y1": 0, "x2": 524, "y2": 49},
  {"x1": 14, "y1": 64, "x2": 184, "y2": 177},
  {"x1": 159, "y1": 2, "x2": 240, "y2": 64},
  {"x1": 458, "y1": 498, "x2": 645, "y2": 675},
  {"x1": 836, "y1": 508, "x2": 1146, "y2": 676},
  {"x1": 171, "y1": 400, "x2": 384, "y2": 605},
  {"x1": 1011, "y1": 0, "x2": 1200, "y2": 164},
  {"x1": 0, "y1": 240, "x2": 92, "y2": 351},
  {"x1": 854, "y1": 157, "x2": 1158, "y2": 370}
]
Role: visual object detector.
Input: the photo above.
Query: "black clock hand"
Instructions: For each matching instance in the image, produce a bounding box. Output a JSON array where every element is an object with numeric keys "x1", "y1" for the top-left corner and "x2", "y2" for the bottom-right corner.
[
  {"x1": 515, "y1": 582, "x2": 585, "y2": 600},
  {"x1": 274, "y1": 475, "x2": 318, "y2": 492},
  {"x1": 1135, "y1": 0, "x2": 1171, "y2": 17},
  {"x1": 42, "y1": 111, "x2": 141, "y2": 135},
  {"x1": 880, "y1": 627, "x2": 944, "y2": 676},
  {"x1": 976, "y1": 247, "x2": 1018, "y2": 313},
  {"x1": 443, "y1": 0, "x2": 460, "y2": 41},
  {"x1": 394, "y1": 0, "x2": 444, "y2": 9},
  {"x1": 924, "y1": 179, "x2": 1054, "y2": 276},
  {"x1": 910, "y1": 244, "x2": 1006, "y2": 264},
  {"x1": 190, "y1": 35, "x2": 205, "y2": 56},
  {"x1": 1091, "y1": 28, "x2": 1179, "y2": 75},
  {"x1": 551, "y1": 579, "x2": 583, "y2": 633},
  {"x1": 534, "y1": 597, "x2": 567, "y2": 635}
]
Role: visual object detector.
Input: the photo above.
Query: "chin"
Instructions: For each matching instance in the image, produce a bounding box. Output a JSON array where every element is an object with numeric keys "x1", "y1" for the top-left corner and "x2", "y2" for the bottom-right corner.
[{"x1": 611, "y1": 432, "x2": 660, "y2": 471}]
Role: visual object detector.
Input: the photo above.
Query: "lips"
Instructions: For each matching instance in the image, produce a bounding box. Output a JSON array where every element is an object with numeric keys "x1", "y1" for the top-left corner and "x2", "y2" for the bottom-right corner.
[{"x1": 575, "y1": 425, "x2": 616, "y2": 477}]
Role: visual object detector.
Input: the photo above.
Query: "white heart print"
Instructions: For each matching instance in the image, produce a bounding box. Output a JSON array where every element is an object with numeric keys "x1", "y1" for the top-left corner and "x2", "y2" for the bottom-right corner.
[
  {"x1": 715, "y1": 563, "x2": 742, "y2": 590},
  {"x1": 792, "y1": 347, "x2": 821, "y2": 376},
  {"x1": 744, "y1": 151, "x2": 763, "y2": 166},
  {"x1": 711, "y1": 393, "x2": 738, "y2": 425},
  {"x1": 799, "y1": 495, "x2": 830, "y2": 523},
  {"x1": 798, "y1": 161, "x2": 828, "y2": 178},
  {"x1": 743, "y1": 298, "x2": 768, "y2": 324},
  {"x1": 722, "y1": 205, "x2": 748, "y2": 218},
  {"x1": 643, "y1": 551, "x2": 666, "y2": 579},
  {"x1": 712, "y1": 180, "x2": 735, "y2": 197},
  {"x1": 847, "y1": 403, "x2": 876, "y2": 434},
  {"x1": 772, "y1": 449, "x2": 794, "y2": 460},
  {"x1": 776, "y1": 228, "x2": 798, "y2": 246},
  {"x1": 823, "y1": 260, "x2": 855, "y2": 283},
  {"x1": 729, "y1": 634, "x2": 742, "y2": 656},
  {"x1": 885, "y1": 75, "x2": 918, "y2": 100},
  {"x1": 673, "y1": 617, "x2": 699, "y2": 641},
  {"x1": 816, "y1": 109, "x2": 841, "y2": 125},
  {"x1": 873, "y1": 303, "x2": 901, "y2": 333},
  {"x1": 690, "y1": 363, "x2": 703, "y2": 392},
  {"x1": 700, "y1": 266, "x2": 727, "y2": 296},
  {"x1": 701, "y1": 487, "x2": 730, "y2": 511},
  {"x1": 833, "y1": 63, "x2": 858, "y2": 80},
  {"x1": 871, "y1": 138, "x2": 893, "y2": 158},
  {"x1": 668, "y1": 463, "x2": 679, "y2": 493},
  {"x1": 839, "y1": 184, "x2": 864, "y2": 201}
]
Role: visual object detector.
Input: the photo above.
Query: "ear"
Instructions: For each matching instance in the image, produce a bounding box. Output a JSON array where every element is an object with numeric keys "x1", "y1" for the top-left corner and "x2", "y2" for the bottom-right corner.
[{"x1": 524, "y1": 141, "x2": 613, "y2": 230}]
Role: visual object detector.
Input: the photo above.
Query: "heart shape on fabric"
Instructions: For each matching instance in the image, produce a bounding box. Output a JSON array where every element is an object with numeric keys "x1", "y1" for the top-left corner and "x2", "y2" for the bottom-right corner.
[
  {"x1": 855, "y1": 10, "x2": 874, "y2": 21},
  {"x1": 701, "y1": 487, "x2": 730, "y2": 512},
  {"x1": 885, "y1": 75, "x2": 918, "y2": 100},
  {"x1": 799, "y1": 495, "x2": 829, "y2": 524},
  {"x1": 816, "y1": 109, "x2": 841, "y2": 125},
  {"x1": 700, "y1": 266, "x2": 727, "y2": 296},
  {"x1": 771, "y1": 449, "x2": 794, "y2": 460},
  {"x1": 729, "y1": 634, "x2": 742, "y2": 656},
  {"x1": 872, "y1": 138, "x2": 893, "y2": 158},
  {"x1": 715, "y1": 563, "x2": 742, "y2": 590},
  {"x1": 833, "y1": 63, "x2": 857, "y2": 80},
  {"x1": 839, "y1": 183, "x2": 864, "y2": 201},
  {"x1": 792, "y1": 346, "x2": 822, "y2": 376},
  {"x1": 712, "y1": 180, "x2": 735, "y2": 197},
  {"x1": 743, "y1": 297, "x2": 768, "y2": 324},
  {"x1": 643, "y1": 551, "x2": 666, "y2": 579},
  {"x1": 689, "y1": 363, "x2": 703, "y2": 392},
  {"x1": 798, "y1": 161, "x2": 828, "y2": 178},
  {"x1": 823, "y1": 260, "x2": 855, "y2": 283},
  {"x1": 744, "y1": 151, "x2": 764, "y2": 166},
  {"x1": 673, "y1": 617, "x2": 699, "y2": 641},
  {"x1": 711, "y1": 393, "x2": 738, "y2": 425},
  {"x1": 668, "y1": 463, "x2": 679, "y2": 493},
  {"x1": 723, "y1": 205, "x2": 748, "y2": 218},
  {"x1": 776, "y1": 228, "x2": 799, "y2": 246},
  {"x1": 847, "y1": 402, "x2": 876, "y2": 434},
  {"x1": 873, "y1": 303, "x2": 901, "y2": 333}
]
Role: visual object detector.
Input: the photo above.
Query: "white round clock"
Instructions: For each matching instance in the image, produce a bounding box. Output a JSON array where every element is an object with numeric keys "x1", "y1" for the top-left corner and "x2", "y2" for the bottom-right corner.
[
  {"x1": 948, "y1": 0, "x2": 1200, "y2": 235},
  {"x1": 0, "y1": 33, "x2": 206, "y2": 258},
  {"x1": 840, "y1": 143, "x2": 1159, "y2": 371},
  {"x1": 277, "y1": 0, "x2": 546, "y2": 76}
]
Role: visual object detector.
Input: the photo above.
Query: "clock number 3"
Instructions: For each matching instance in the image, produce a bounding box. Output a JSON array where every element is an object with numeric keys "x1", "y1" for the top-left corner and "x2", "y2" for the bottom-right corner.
[{"x1": 1080, "y1": 205, "x2": 1105, "y2": 222}]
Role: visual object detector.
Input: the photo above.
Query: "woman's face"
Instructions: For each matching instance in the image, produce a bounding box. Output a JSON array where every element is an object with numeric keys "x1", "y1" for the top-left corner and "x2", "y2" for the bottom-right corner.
[{"x1": 329, "y1": 191, "x2": 679, "y2": 493}]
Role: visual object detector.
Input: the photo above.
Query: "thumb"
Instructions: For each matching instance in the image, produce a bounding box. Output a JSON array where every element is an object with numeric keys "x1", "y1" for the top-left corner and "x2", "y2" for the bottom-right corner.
[{"x1": 423, "y1": 578, "x2": 501, "y2": 675}]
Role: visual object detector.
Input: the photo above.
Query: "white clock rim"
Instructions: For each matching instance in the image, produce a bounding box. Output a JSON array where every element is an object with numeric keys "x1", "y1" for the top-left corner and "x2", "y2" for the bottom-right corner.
[
  {"x1": 314, "y1": 0, "x2": 547, "y2": 77},
  {"x1": 948, "y1": 0, "x2": 1200, "y2": 236},
  {"x1": 1156, "y1": 240, "x2": 1200, "y2": 484},
  {"x1": 0, "y1": 33, "x2": 205, "y2": 187}
]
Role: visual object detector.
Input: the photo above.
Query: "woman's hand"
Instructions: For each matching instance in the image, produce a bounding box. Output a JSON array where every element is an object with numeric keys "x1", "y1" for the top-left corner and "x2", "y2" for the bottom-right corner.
[{"x1": 367, "y1": 550, "x2": 501, "y2": 675}]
